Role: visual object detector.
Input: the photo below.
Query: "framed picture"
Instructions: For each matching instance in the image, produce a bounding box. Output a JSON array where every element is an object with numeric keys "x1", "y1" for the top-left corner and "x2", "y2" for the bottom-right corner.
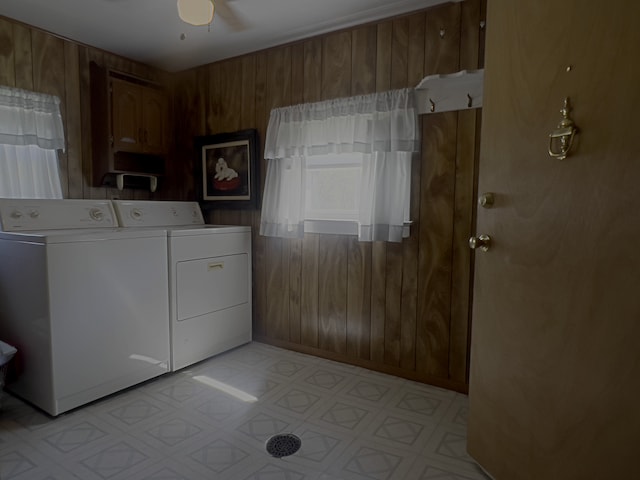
[{"x1": 195, "y1": 129, "x2": 259, "y2": 208}]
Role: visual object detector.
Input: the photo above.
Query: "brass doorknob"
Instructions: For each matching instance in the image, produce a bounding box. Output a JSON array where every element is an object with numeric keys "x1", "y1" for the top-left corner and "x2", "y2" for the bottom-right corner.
[
  {"x1": 469, "y1": 234, "x2": 491, "y2": 252},
  {"x1": 478, "y1": 192, "x2": 495, "y2": 208}
]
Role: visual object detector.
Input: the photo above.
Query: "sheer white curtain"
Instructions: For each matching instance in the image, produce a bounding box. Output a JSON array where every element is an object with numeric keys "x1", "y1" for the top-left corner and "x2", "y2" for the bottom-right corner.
[
  {"x1": 0, "y1": 86, "x2": 65, "y2": 199},
  {"x1": 260, "y1": 88, "x2": 419, "y2": 242}
]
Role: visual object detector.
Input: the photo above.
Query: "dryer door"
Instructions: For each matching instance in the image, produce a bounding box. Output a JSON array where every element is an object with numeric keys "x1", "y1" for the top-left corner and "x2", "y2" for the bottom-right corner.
[{"x1": 176, "y1": 253, "x2": 249, "y2": 321}]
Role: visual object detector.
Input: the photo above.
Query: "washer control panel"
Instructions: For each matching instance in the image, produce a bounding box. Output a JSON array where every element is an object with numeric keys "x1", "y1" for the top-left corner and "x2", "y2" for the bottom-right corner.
[
  {"x1": 0, "y1": 199, "x2": 116, "y2": 231},
  {"x1": 113, "y1": 201, "x2": 204, "y2": 227}
]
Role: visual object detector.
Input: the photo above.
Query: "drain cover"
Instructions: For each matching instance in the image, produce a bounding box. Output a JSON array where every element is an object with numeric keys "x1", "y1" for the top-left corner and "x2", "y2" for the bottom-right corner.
[{"x1": 265, "y1": 433, "x2": 302, "y2": 458}]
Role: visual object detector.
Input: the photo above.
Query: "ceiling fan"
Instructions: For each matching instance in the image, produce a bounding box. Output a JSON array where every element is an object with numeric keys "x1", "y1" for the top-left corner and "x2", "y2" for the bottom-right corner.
[{"x1": 176, "y1": 0, "x2": 246, "y2": 30}]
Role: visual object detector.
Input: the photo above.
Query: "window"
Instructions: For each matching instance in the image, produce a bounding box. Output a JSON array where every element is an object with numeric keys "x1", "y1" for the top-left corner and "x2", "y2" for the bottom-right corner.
[
  {"x1": 260, "y1": 89, "x2": 418, "y2": 243},
  {"x1": 0, "y1": 86, "x2": 64, "y2": 199},
  {"x1": 305, "y1": 154, "x2": 362, "y2": 221}
]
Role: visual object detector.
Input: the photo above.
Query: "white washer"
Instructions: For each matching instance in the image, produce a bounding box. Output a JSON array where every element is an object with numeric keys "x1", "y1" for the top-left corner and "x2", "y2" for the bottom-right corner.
[
  {"x1": 0, "y1": 199, "x2": 170, "y2": 416},
  {"x1": 112, "y1": 200, "x2": 252, "y2": 371}
]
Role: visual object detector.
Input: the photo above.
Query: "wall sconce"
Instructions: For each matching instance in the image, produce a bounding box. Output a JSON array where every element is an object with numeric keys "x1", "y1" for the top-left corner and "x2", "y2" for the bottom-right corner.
[{"x1": 177, "y1": 0, "x2": 215, "y2": 26}]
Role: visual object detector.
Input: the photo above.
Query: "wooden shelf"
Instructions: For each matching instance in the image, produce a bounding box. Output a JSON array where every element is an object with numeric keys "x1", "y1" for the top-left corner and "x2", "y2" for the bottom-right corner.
[{"x1": 415, "y1": 69, "x2": 484, "y2": 114}]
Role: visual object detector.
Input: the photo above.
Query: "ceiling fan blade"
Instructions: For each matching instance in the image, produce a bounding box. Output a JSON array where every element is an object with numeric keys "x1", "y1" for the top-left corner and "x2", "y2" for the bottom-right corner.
[{"x1": 215, "y1": 0, "x2": 248, "y2": 32}]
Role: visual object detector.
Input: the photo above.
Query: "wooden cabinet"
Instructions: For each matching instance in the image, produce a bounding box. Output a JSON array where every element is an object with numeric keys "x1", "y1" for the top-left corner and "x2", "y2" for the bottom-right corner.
[
  {"x1": 110, "y1": 78, "x2": 168, "y2": 155},
  {"x1": 90, "y1": 62, "x2": 168, "y2": 190},
  {"x1": 141, "y1": 89, "x2": 168, "y2": 154}
]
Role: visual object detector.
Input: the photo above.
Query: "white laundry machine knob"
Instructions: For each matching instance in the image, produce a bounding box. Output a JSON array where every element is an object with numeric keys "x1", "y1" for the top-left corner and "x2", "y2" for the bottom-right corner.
[{"x1": 89, "y1": 208, "x2": 104, "y2": 221}]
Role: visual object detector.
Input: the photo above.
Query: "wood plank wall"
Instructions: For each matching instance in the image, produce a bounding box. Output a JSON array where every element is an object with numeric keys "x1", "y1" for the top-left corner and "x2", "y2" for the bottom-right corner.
[
  {"x1": 0, "y1": 0, "x2": 485, "y2": 392},
  {"x1": 0, "y1": 16, "x2": 178, "y2": 201},
  {"x1": 175, "y1": 0, "x2": 487, "y2": 392}
]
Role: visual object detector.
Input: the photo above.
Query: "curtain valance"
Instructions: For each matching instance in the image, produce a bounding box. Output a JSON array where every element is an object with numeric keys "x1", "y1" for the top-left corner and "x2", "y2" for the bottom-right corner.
[
  {"x1": 0, "y1": 86, "x2": 65, "y2": 151},
  {"x1": 260, "y1": 88, "x2": 419, "y2": 243},
  {"x1": 264, "y1": 88, "x2": 418, "y2": 159}
]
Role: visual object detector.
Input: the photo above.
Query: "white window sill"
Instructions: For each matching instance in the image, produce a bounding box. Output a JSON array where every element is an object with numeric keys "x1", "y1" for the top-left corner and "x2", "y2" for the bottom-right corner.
[{"x1": 303, "y1": 220, "x2": 412, "y2": 237}]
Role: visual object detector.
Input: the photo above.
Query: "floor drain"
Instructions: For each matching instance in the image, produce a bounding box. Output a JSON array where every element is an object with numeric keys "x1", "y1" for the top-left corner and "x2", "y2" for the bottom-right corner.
[{"x1": 265, "y1": 433, "x2": 302, "y2": 458}]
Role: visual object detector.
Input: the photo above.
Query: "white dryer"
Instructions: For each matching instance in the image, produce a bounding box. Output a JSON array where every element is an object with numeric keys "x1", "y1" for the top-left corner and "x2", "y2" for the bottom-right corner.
[
  {"x1": 112, "y1": 200, "x2": 252, "y2": 371},
  {"x1": 0, "y1": 199, "x2": 170, "y2": 416}
]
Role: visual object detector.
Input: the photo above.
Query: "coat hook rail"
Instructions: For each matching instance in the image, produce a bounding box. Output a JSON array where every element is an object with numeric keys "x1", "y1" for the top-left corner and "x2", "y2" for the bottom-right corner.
[{"x1": 415, "y1": 69, "x2": 484, "y2": 115}]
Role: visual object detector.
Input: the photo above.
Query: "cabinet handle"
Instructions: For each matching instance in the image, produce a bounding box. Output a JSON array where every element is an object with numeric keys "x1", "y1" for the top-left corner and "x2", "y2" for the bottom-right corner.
[{"x1": 208, "y1": 262, "x2": 224, "y2": 271}]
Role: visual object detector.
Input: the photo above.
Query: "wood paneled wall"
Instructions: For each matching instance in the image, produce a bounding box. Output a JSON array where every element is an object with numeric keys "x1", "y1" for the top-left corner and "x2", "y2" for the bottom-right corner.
[
  {"x1": 0, "y1": 16, "x2": 180, "y2": 201},
  {"x1": 175, "y1": 0, "x2": 486, "y2": 392},
  {"x1": 1, "y1": 0, "x2": 485, "y2": 392}
]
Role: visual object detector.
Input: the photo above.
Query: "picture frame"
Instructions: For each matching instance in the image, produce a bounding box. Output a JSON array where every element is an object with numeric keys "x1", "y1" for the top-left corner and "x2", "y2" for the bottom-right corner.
[{"x1": 195, "y1": 129, "x2": 259, "y2": 209}]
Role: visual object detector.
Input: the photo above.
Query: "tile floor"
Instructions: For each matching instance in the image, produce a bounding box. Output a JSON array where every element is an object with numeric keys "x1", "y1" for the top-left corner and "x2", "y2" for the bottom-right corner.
[{"x1": 0, "y1": 342, "x2": 490, "y2": 480}]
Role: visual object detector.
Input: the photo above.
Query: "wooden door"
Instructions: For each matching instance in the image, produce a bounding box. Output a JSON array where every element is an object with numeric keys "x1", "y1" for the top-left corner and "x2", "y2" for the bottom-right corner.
[
  {"x1": 142, "y1": 89, "x2": 168, "y2": 154},
  {"x1": 468, "y1": 1, "x2": 640, "y2": 479},
  {"x1": 110, "y1": 78, "x2": 143, "y2": 152}
]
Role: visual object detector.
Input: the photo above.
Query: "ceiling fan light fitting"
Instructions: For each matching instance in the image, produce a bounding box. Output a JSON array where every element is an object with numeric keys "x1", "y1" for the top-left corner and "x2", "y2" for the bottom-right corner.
[{"x1": 177, "y1": 0, "x2": 215, "y2": 26}]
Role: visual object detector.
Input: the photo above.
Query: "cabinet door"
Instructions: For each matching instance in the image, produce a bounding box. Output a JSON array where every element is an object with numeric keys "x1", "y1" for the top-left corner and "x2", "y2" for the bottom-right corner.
[
  {"x1": 110, "y1": 78, "x2": 143, "y2": 153},
  {"x1": 142, "y1": 89, "x2": 168, "y2": 154}
]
